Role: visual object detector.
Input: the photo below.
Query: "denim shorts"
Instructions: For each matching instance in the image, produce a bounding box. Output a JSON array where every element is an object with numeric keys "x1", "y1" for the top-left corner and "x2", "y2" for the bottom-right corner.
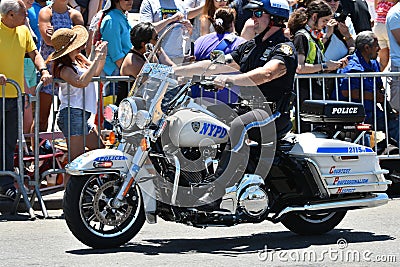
[{"x1": 57, "y1": 108, "x2": 92, "y2": 137}]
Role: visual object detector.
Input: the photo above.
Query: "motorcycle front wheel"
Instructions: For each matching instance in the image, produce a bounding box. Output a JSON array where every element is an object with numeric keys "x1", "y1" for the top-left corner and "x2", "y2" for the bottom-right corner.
[
  {"x1": 63, "y1": 174, "x2": 145, "y2": 248},
  {"x1": 281, "y1": 211, "x2": 347, "y2": 235}
]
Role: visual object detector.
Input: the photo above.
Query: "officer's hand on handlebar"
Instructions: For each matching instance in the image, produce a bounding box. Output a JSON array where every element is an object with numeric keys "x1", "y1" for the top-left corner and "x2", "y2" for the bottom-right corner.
[{"x1": 213, "y1": 74, "x2": 232, "y2": 90}]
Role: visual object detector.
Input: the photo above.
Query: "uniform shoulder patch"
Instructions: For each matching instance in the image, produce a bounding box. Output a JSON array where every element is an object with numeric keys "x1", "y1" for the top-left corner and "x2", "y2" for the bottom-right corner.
[{"x1": 278, "y1": 44, "x2": 293, "y2": 55}]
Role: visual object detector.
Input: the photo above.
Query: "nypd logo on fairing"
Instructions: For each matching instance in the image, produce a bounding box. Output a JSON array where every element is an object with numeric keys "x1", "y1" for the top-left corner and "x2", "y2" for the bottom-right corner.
[
  {"x1": 198, "y1": 123, "x2": 228, "y2": 138},
  {"x1": 94, "y1": 156, "x2": 127, "y2": 161}
]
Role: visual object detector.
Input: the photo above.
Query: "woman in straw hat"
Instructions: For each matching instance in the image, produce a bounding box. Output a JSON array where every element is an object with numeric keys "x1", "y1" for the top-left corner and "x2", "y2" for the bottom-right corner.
[
  {"x1": 38, "y1": 0, "x2": 84, "y2": 133},
  {"x1": 48, "y1": 25, "x2": 107, "y2": 162}
]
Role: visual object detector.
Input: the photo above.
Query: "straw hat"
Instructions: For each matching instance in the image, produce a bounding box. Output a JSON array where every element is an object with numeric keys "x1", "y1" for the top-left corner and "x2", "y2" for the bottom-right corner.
[{"x1": 49, "y1": 25, "x2": 89, "y2": 61}]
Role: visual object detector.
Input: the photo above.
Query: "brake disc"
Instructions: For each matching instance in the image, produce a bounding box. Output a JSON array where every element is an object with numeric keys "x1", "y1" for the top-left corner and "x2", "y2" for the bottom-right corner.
[{"x1": 92, "y1": 180, "x2": 133, "y2": 226}]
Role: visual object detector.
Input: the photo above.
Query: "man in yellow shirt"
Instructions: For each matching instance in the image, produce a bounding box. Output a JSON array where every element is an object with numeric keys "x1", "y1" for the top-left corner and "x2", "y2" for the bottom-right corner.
[{"x1": 0, "y1": 0, "x2": 51, "y2": 201}]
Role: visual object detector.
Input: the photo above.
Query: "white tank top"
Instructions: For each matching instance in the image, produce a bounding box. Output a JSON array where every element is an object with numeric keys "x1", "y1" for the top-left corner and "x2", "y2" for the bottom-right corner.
[{"x1": 58, "y1": 64, "x2": 98, "y2": 114}]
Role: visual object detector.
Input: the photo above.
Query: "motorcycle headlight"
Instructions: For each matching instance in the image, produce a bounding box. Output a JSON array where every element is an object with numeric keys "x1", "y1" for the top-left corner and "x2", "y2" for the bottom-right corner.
[
  {"x1": 103, "y1": 104, "x2": 118, "y2": 124},
  {"x1": 136, "y1": 110, "x2": 152, "y2": 129},
  {"x1": 118, "y1": 98, "x2": 137, "y2": 130}
]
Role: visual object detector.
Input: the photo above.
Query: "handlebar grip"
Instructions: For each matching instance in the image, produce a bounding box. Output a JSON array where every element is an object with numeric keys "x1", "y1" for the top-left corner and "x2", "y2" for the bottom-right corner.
[
  {"x1": 225, "y1": 81, "x2": 234, "y2": 88},
  {"x1": 192, "y1": 75, "x2": 233, "y2": 92}
]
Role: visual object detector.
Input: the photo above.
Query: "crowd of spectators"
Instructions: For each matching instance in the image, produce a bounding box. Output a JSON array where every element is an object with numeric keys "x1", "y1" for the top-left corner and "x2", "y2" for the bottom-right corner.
[{"x1": 2, "y1": 0, "x2": 400, "y2": 202}]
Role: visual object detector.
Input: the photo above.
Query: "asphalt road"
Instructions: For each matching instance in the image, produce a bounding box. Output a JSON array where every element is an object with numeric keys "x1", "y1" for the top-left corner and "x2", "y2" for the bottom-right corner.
[{"x1": 1, "y1": 198, "x2": 399, "y2": 267}]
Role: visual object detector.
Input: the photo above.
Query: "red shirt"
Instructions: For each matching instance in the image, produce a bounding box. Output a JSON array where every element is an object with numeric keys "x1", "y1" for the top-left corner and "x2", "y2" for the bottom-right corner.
[{"x1": 376, "y1": 1, "x2": 395, "y2": 23}]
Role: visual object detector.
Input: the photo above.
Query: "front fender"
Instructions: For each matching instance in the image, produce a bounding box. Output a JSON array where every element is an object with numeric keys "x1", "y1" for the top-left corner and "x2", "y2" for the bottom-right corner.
[{"x1": 65, "y1": 149, "x2": 133, "y2": 176}]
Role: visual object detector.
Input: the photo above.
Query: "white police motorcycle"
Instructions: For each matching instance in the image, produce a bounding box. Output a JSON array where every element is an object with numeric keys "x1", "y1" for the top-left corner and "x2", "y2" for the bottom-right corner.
[{"x1": 62, "y1": 43, "x2": 391, "y2": 249}]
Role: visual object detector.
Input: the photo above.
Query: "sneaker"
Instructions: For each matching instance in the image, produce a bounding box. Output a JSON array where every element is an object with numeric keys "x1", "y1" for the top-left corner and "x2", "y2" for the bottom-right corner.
[{"x1": 0, "y1": 186, "x2": 17, "y2": 201}]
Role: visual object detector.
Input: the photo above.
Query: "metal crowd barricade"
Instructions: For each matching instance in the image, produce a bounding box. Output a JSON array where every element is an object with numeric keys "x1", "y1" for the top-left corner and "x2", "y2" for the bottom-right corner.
[
  {"x1": 1, "y1": 79, "x2": 35, "y2": 218},
  {"x1": 28, "y1": 81, "x2": 65, "y2": 218},
  {"x1": 294, "y1": 71, "x2": 400, "y2": 160}
]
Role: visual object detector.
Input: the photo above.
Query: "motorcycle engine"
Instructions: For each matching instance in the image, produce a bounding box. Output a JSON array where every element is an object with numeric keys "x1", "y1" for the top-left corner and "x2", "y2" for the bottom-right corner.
[
  {"x1": 160, "y1": 141, "x2": 218, "y2": 187},
  {"x1": 177, "y1": 147, "x2": 214, "y2": 185},
  {"x1": 238, "y1": 185, "x2": 269, "y2": 218}
]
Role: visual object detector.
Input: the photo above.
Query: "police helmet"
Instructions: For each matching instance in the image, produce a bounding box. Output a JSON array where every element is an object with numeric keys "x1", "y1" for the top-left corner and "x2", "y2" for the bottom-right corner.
[{"x1": 244, "y1": 0, "x2": 290, "y2": 19}]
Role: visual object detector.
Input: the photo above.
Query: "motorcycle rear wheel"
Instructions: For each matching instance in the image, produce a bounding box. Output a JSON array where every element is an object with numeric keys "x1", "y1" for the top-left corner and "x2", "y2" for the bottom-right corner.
[
  {"x1": 63, "y1": 174, "x2": 145, "y2": 248},
  {"x1": 281, "y1": 211, "x2": 347, "y2": 235}
]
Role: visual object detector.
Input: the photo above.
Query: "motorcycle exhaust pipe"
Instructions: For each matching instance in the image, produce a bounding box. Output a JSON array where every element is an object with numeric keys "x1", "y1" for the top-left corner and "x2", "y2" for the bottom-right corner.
[{"x1": 271, "y1": 193, "x2": 389, "y2": 222}]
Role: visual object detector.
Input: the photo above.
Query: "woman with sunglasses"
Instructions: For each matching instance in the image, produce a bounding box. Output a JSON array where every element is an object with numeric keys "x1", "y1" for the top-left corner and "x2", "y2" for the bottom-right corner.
[
  {"x1": 240, "y1": 8, "x2": 275, "y2": 40},
  {"x1": 116, "y1": 22, "x2": 175, "y2": 105},
  {"x1": 200, "y1": 0, "x2": 231, "y2": 36}
]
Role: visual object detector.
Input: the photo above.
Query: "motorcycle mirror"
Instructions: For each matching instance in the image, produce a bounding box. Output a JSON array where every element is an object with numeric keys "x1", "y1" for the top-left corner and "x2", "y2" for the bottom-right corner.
[{"x1": 210, "y1": 50, "x2": 226, "y2": 64}]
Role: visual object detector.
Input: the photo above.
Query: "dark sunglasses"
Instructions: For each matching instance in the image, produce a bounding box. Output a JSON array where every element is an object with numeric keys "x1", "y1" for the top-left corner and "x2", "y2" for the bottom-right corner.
[{"x1": 252, "y1": 10, "x2": 266, "y2": 18}]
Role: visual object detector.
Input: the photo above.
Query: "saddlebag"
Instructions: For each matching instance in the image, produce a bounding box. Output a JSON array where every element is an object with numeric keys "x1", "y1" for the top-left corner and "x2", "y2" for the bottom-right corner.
[{"x1": 290, "y1": 133, "x2": 390, "y2": 196}]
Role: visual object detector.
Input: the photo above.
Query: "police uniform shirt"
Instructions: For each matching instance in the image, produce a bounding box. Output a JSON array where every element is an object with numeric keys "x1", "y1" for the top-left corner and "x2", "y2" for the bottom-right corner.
[
  {"x1": 230, "y1": 29, "x2": 297, "y2": 135},
  {"x1": 230, "y1": 29, "x2": 297, "y2": 102}
]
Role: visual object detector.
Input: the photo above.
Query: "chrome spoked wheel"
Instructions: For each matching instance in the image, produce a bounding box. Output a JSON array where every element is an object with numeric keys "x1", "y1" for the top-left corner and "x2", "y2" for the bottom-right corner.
[
  {"x1": 79, "y1": 175, "x2": 140, "y2": 237},
  {"x1": 64, "y1": 174, "x2": 145, "y2": 248}
]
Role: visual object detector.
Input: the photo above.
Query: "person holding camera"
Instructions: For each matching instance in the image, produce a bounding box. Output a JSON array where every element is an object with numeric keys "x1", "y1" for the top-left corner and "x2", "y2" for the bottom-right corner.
[{"x1": 322, "y1": 0, "x2": 356, "y2": 61}]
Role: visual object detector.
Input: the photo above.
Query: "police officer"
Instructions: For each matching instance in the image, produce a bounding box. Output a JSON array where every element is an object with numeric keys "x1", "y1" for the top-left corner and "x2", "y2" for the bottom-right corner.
[
  {"x1": 174, "y1": 0, "x2": 297, "y2": 209},
  {"x1": 215, "y1": 0, "x2": 297, "y2": 138}
]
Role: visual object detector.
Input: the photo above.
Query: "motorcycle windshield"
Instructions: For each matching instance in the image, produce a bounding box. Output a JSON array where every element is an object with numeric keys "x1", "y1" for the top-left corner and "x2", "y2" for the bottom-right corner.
[
  {"x1": 130, "y1": 63, "x2": 178, "y2": 121},
  {"x1": 132, "y1": 63, "x2": 176, "y2": 103}
]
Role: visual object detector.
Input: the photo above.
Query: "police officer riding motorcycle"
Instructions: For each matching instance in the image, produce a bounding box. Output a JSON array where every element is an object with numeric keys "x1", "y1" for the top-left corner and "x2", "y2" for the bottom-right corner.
[{"x1": 185, "y1": 0, "x2": 298, "y2": 208}]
